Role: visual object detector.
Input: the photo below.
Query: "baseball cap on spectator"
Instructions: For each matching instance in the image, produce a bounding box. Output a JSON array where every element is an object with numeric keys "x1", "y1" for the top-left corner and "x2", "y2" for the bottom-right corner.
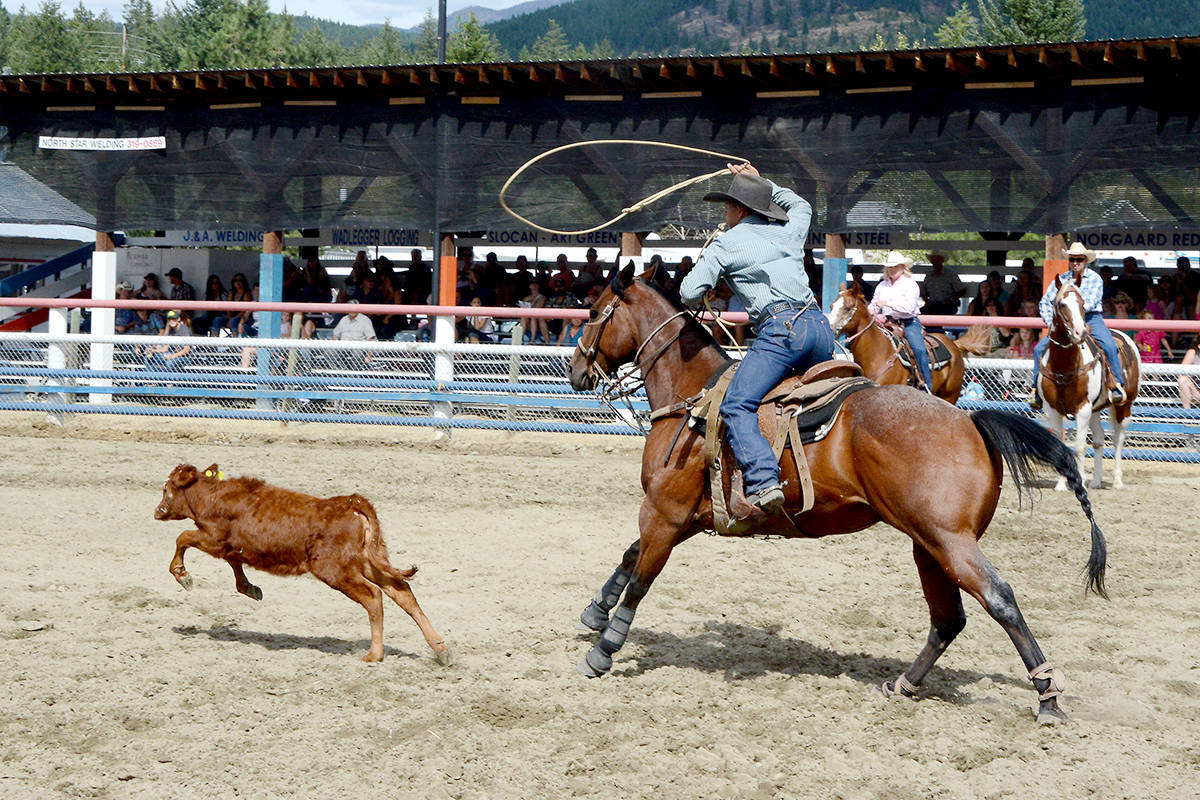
[
  {"x1": 166, "y1": 310, "x2": 180, "y2": 319},
  {"x1": 166, "y1": 267, "x2": 183, "y2": 278},
  {"x1": 116, "y1": 280, "x2": 134, "y2": 291}
]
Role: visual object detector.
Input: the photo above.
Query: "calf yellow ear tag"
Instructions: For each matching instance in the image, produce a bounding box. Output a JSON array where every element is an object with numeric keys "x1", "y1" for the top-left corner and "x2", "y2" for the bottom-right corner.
[{"x1": 204, "y1": 469, "x2": 226, "y2": 480}]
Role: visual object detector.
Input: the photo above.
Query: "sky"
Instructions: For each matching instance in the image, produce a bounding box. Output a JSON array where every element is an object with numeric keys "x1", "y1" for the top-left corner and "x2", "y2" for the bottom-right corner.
[{"x1": 81, "y1": 1, "x2": 530, "y2": 29}]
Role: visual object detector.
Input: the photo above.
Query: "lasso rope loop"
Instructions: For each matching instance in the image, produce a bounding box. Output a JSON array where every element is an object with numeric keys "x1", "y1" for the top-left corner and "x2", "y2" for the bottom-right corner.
[{"x1": 499, "y1": 140, "x2": 749, "y2": 236}]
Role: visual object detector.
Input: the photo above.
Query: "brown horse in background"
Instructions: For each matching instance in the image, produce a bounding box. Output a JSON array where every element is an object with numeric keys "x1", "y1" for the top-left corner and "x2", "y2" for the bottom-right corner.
[
  {"x1": 826, "y1": 283, "x2": 990, "y2": 403},
  {"x1": 568, "y1": 264, "x2": 1107, "y2": 724},
  {"x1": 1035, "y1": 278, "x2": 1141, "y2": 490}
]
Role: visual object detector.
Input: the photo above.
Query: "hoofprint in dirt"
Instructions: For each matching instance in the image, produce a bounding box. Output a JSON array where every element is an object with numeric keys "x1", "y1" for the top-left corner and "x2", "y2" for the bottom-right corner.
[{"x1": 0, "y1": 414, "x2": 1196, "y2": 800}]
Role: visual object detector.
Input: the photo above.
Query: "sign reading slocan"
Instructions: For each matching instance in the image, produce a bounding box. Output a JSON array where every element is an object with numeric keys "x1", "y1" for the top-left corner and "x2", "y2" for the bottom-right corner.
[
  {"x1": 1077, "y1": 231, "x2": 1200, "y2": 249},
  {"x1": 482, "y1": 230, "x2": 624, "y2": 246}
]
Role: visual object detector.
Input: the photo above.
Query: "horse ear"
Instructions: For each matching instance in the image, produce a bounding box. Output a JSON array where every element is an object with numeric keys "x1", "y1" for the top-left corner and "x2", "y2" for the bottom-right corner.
[
  {"x1": 1054, "y1": 274, "x2": 1062, "y2": 290},
  {"x1": 618, "y1": 261, "x2": 636, "y2": 289}
]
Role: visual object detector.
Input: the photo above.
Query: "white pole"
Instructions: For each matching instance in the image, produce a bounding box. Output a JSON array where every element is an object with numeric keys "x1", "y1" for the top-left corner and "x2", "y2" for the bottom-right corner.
[
  {"x1": 47, "y1": 308, "x2": 68, "y2": 420},
  {"x1": 432, "y1": 315, "x2": 454, "y2": 436},
  {"x1": 88, "y1": 235, "x2": 116, "y2": 404}
]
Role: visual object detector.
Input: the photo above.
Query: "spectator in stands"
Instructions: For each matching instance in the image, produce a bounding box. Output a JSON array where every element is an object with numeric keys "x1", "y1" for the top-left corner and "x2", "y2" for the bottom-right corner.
[
  {"x1": 166, "y1": 267, "x2": 196, "y2": 303},
  {"x1": 1006, "y1": 267, "x2": 1040, "y2": 315},
  {"x1": 240, "y1": 311, "x2": 292, "y2": 370},
  {"x1": 1175, "y1": 256, "x2": 1200, "y2": 302},
  {"x1": 575, "y1": 247, "x2": 604, "y2": 296},
  {"x1": 557, "y1": 306, "x2": 586, "y2": 347},
  {"x1": 1115, "y1": 256, "x2": 1151, "y2": 309},
  {"x1": 511, "y1": 255, "x2": 534, "y2": 301},
  {"x1": 332, "y1": 299, "x2": 376, "y2": 342},
  {"x1": 376, "y1": 268, "x2": 407, "y2": 341},
  {"x1": 551, "y1": 253, "x2": 574, "y2": 292},
  {"x1": 337, "y1": 255, "x2": 373, "y2": 305},
  {"x1": 145, "y1": 310, "x2": 193, "y2": 371},
  {"x1": 281, "y1": 258, "x2": 308, "y2": 303},
  {"x1": 193, "y1": 274, "x2": 226, "y2": 336},
  {"x1": 848, "y1": 264, "x2": 874, "y2": 298},
  {"x1": 967, "y1": 279, "x2": 998, "y2": 317},
  {"x1": 985, "y1": 270, "x2": 1012, "y2": 309},
  {"x1": 331, "y1": 299, "x2": 377, "y2": 368},
  {"x1": 1017, "y1": 298, "x2": 1039, "y2": 318},
  {"x1": 672, "y1": 255, "x2": 695, "y2": 294},
  {"x1": 520, "y1": 279, "x2": 550, "y2": 344},
  {"x1": 1144, "y1": 283, "x2": 1168, "y2": 320},
  {"x1": 463, "y1": 266, "x2": 494, "y2": 306},
  {"x1": 137, "y1": 273, "x2": 164, "y2": 301},
  {"x1": 464, "y1": 297, "x2": 496, "y2": 343},
  {"x1": 1135, "y1": 310, "x2": 1171, "y2": 364},
  {"x1": 1006, "y1": 325, "x2": 1039, "y2": 359},
  {"x1": 301, "y1": 258, "x2": 334, "y2": 338},
  {"x1": 114, "y1": 281, "x2": 140, "y2": 334},
  {"x1": 212, "y1": 272, "x2": 253, "y2": 336},
  {"x1": 546, "y1": 274, "x2": 579, "y2": 341},
  {"x1": 1178, "y1": 343, "x2": 1200, "y2": 412},
  {"x1": 403, "y1": 248, "x2": 432, "y2": 305},
  {"x1": 920, "y1": 252, "x2": 966, "y2": 316},
  {"x1": 1109, "y1": 291, "x2": 1135, "y2": 321}
]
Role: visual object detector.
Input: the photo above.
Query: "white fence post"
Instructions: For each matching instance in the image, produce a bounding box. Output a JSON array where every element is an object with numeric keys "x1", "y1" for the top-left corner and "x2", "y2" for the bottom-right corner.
[{"x1": 88, "y1": 235, "x2": 115, "y2": 404}]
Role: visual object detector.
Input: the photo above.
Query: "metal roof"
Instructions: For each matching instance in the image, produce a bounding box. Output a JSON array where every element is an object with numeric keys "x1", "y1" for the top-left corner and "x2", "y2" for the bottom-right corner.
[
  {"x1": 0, "y1": 163, "x2": 96, "y2": 228},
  {"x1": 1, "y1": 36, "x2": 1197, "y2": 104}
]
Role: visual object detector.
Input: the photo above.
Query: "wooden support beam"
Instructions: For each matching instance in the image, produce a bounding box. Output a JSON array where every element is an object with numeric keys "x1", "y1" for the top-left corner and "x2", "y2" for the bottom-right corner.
[
  {"x1": 555, "y1": 65, "x2": 567, "y2": 82},
  {"x1": 217, "y1": 74, "x2": 228, "y2": 90},
  {"x1": 477, "y1": 66, "x2": 490, "y2": 84},
  {"x1": 1170, "y1": 40, "x2": 1181, "y2": 60},
  {"x1": 454, "y1": 68, "x2": 468, "y2": 85},
  {"x1": 502, "y1": 66, "x2": 514, "y2": 83},
  {"x1": 381, "y1": 69, "x2": 393, "y2": 86},
  {"x1": 105, "y1": 76, "x2": 116, "y2": 92},
  {"x1": 1069, "y1": 45, "x2": 1082, "y2": 64},
  {"x1": 18, "y1": 78, "x2": 30, "y2": 93},
  {"x1": 1008, "y1": 49, "x2": 1018, "y2": 68},
  {"x1": 685, "y1": 60, "x2": 697, "y2": 78},
  {"x1": 713, "y1": 60, "x2": 725, "y2": 78},
  {"x1": 1135, "y1": 42, "x2": 1147, "y2": 60},
  {"x1": 261, "y1": 73, "x2": 273, "y2": 89},
  {"x1": 356, "y1": 69, "x2": 367, "y2": 87},
  {"x1": 803, "y1": 59, "x2": 815, "y2": 75},
  {"x1": 429, "y1": 67, "x2": 441, "y2": 84},
  {"x1": 825, "y1": 56, "x2": 837, "y2": 75},
  {"x1": 913, "y1": 54, "x2": 926, "y2": 72},
  {"x1": 580, "y1": 64, "x2": 592, "y2": 82},
  {"x1": 308, "y1": 71, "x2": 320, "y2": 88},
  {"x1": 66, "y1": 77, "x2": 77, "y2": 92},
  {"x1": 41, "y1": 78, "x2": 52, "y2": 92},
  {"x1": 286, "y1": 72, "x2": 299, "y2": 89},
  {"x1": 855, "y1": 54, "x2": 865, "y2": 73},
  {"x1": 770, "y1": 58, "x2": 781, "y2": 77},
  {"x1": 884, "y1": 54, "x2": 895, "y2": 72},
  {"x1": 975, "y1": 51, "x2": 988, "y2": 69},
  {"x1": 1103, "y1": 45, "x2": 1116, "y2": 65},
  {"x1": 659, "y1": 62, "x2": 672, "y2": 80},
  {"x1": 332, "y1": 71, "x2": 344, "y2": 88},
  {"x1": 528, "y1": 65, "x2": 542, "y2": 82},
  {"x1": 408, "y1": 68, "x2": 421, "y2": 86}
]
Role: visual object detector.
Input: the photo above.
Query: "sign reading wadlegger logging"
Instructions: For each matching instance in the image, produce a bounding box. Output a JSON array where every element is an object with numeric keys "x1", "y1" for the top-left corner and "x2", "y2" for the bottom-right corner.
[{"x1": 38, "y1": 136, "x2": 166, "y2": 151}]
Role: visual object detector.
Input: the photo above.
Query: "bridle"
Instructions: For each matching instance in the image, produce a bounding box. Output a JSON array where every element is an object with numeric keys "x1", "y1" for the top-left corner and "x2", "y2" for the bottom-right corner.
[
  {"x1": 1049, "y1": 283, "x2": 1086, "y2": 348},
  {"x1": 575, "y1": 284, "x2": 693, "y2": 434}
]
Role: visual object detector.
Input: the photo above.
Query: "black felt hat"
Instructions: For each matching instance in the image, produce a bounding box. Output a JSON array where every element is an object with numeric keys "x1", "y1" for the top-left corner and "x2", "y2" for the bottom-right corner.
[{"x1": 703, "y1": 173, "x2": 789, "y2": 223}]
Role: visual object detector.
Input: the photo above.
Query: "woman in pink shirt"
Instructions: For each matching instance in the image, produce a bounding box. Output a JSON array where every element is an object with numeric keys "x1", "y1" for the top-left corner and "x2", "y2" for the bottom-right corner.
[{"x1": 868, "y1": 251, "x2": 933, "y2": 391}]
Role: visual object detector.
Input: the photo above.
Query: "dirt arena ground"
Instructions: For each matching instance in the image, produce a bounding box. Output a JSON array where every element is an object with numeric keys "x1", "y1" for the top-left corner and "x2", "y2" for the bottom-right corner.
[{"x1": 0, "y1": 412, "x2": 1197, "y2": 800}]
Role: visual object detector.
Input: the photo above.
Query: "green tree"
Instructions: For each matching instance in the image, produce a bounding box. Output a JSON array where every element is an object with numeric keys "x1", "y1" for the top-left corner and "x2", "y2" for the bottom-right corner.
[
  {"x1": 446, "y1": 11, "x2": 503, "y2": 62},
  {"x1": 7, "y1": 1, "x2": 74, "y2": 72},
  {"x1": 977, "y1": 0, "x2": 1086, "y2": 44},
  {"x1": 357, "y1": 19, "x2": 410, "y2": 65},
  {"x1": 412, "y1": 10, "x2": 437, "y2": 62},
  {"x1": 936, "y1": 3, "x2": 981, "y2": 47},
  {"x1": 67, "y1": 2, "x2": 116, "y2": 72},
  {"x1": 520, "y1": 18, "x2": 571, "y2": 60},
  {"x1": 289, "y1": 22, "x2": 344, "y2": 66}
]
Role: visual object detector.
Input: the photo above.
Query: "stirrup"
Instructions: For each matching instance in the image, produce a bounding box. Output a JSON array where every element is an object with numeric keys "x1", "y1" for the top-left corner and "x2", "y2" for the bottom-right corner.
[
  {"x1": 1110, "y1": 385, "x2": 1127, "y2": 405},
  {"x1": 1027, "y1": 387, "x2": 1042, "y2": 410},
  {"x1": 745, "y1": 484, "x2": 785, "y2": 514}
]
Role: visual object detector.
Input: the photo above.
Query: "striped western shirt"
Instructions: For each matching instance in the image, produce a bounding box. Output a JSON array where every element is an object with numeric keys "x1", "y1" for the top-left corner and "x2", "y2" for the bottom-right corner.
[
  {"x1": 1038, "y1": 268, "x2": 1104, "y2": 326},
  {"x1": 679, "y1": 181, "x2": 815, "y2": 326}
]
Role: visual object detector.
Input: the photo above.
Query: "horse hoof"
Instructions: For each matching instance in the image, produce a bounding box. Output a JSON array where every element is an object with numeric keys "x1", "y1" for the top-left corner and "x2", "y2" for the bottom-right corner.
[
  {"x1": 577, "y1": 649, "x2": 612, "y2": 678},
  {"x1": 578, "y1": 605, "x2": 610, "y2": 632},
  {"x1": 435, "y1": 647, "x2": 454, "y2": 667},
  {"x1": 1035, "y1": 707, "x2": 1068, "y2": 726},
  {"x1": 1054, "y1": 481, "x2": 1068, "y2": 492},
  {"x1": 1112, "y1": 479, "x2": 1124, "y2": 490},
  {"x1": 1088, "y1": 479, "x2": 1102, "y2": 490},
  {"x1": 247, "y1": 586, "x2": 263, "y2": 601},
  {"x1": 177, "y1": 575, "x2": 193, "y2": 592}
]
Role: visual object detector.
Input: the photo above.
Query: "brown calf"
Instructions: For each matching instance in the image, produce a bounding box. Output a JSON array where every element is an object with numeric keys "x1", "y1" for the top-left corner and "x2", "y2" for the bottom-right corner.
[{"x1": 154, "y1": 464, "x2": 451, "y2": 664}]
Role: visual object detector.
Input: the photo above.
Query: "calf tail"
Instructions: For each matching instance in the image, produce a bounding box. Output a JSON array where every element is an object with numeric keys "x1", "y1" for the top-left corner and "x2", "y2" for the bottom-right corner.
[
  {"x1": 970, "y1": 409, "x2": 1108, "y2": 599},
  {"x1": 350, "y1": 495, "x2": 418, "y2": 583}
]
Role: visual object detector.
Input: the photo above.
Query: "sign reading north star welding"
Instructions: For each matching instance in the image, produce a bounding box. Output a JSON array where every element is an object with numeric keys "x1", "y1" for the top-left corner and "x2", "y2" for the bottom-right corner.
[
  {"x1": 38, "y1": 136, "x2": 166, "y2": 151},
  {"x1": 1077, "y1": 231, "x2": 1200, "y2": 250}
]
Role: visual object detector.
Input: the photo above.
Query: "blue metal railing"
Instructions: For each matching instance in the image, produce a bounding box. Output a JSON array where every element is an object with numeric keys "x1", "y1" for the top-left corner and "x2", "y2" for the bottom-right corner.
[{"x1": 0, "y1": 243, "x2": 95, "y2": 296}]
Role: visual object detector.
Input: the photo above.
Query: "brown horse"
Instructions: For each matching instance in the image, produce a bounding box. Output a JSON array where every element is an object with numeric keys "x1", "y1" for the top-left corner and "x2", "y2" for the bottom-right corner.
[
  {"x1": 826, "y1": 283, "x2": 989, "y2": 403},
  {"x1": 568, "y1": 265, "x2": 1107, "y2": 724},
  {"x1": 1035, "y1": 278, "x2": 1140, "y2": 490}
]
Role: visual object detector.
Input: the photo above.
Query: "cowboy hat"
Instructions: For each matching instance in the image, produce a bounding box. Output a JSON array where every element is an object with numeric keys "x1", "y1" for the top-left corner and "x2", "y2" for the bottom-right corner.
[
  {"x1": 702, "y1": 173, "x2": 789, "y2": 223},
  {"x1": 1065, "y1": 241, "x2": 1096, "y2": 263},
  {"x1": 883, "y1": 251, "x2": 914, "y2": 269}
]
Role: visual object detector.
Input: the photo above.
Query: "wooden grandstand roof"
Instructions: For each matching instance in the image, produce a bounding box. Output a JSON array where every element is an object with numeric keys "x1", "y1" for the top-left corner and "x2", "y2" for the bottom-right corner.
[{"x1": 2, "y1": 36, "x2": 1197, "y2": 105}]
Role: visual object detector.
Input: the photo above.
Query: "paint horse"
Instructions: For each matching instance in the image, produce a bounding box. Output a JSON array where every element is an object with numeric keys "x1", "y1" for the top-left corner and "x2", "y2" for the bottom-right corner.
[
  {"x1": 827, "y1": 283, "x2": 991, "y2": 403},
  {"x1": 567, "y1": 264, "x2": 1108, "y2": 724},
  {"x1": 1034, "y1": 277, "x2": 1140, "y2": 490}
]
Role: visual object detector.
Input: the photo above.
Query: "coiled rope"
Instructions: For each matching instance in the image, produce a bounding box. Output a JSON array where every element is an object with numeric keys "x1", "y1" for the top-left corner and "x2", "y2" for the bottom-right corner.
[{"x1": 498, "y1": 140, "x2": 748, "y2": 236}]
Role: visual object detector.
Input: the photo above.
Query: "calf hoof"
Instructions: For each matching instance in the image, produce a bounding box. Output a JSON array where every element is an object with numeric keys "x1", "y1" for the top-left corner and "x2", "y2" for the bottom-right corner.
[
  {"x1": 362, "y1": 651, "x2": 384, "y2": 663},
  {"x1": 435, "y1": 647, "x2": 454, "y2": 667},
  {"x1": 176, "y1": 574, "x2": 193, "y2": 592}
]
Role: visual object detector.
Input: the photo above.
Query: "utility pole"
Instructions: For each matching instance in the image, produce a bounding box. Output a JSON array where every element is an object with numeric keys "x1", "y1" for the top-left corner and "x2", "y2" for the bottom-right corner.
[{"x1": 436, "y1": 0, "x2": 447, "y2": 63}]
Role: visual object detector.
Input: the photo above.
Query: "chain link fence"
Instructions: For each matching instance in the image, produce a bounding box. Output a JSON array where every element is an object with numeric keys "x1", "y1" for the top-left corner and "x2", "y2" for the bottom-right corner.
[{"x1": 2, "y1": 332, "x2": 1198, "y2": 459}]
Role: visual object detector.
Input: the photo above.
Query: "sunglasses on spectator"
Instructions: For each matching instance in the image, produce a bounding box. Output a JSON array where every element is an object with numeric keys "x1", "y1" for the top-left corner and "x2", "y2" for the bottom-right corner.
[{"x1": 1068, "y1": 256, "x2": 1087, "y2": 262}]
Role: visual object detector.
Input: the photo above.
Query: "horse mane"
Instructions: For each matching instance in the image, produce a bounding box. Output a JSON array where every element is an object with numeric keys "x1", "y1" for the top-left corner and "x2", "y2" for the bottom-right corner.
[{"x1": 611, "y1": 273, "x2": 730, "y2": 358}]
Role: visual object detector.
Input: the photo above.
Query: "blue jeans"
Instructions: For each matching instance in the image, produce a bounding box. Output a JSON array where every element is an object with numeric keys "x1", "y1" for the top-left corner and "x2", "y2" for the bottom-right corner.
[
  {"x1": 1031, "y1": 311, "x2": 1124, "y2": 387},
  {"x1": 900, "y1": 316, "x2": 934, "y2": 390},
  {"x1": 721, "y1": 305, "x2": 835, "y2": 495}
]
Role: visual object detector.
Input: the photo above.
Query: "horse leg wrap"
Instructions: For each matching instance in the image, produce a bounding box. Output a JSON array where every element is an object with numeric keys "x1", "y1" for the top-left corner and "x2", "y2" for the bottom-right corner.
[
  {"x1": 1029, "y1": 662, "x2": 1067, "y2": 701},
  {"x1": 580, "y1": 569, "x2": 630, "y2": 631},
  {"x1": 584, "y1": 606, "x2": 636, "y2": 675}
]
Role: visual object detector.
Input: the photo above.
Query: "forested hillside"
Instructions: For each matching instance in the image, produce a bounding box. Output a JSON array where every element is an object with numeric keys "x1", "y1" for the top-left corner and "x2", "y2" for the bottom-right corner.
[{"x1": 1, "y1": 0, "x2": 1198, "y2": 74}]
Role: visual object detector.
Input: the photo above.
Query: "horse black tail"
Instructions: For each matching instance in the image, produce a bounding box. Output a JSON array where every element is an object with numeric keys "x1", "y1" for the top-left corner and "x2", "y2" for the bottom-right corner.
[{"x1": 970, "y1": 409, "x2": 1108, "y2": 599}]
